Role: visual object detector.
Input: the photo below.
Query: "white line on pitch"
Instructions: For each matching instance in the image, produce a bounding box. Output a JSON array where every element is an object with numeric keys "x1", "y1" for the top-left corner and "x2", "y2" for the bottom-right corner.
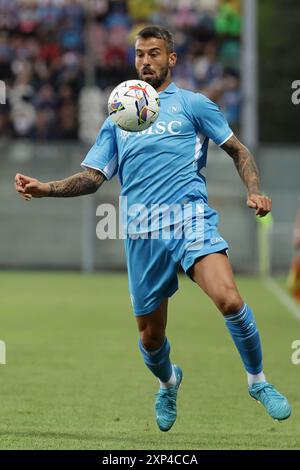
[{"x1": 263, "y1": 277, "x2": 300, "y2": 321}]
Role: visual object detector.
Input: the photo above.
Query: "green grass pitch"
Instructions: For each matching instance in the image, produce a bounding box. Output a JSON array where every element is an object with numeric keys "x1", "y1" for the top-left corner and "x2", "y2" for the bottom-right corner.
[{"x1": 0, "y1": 271, "x2": 299, "y2": 450}]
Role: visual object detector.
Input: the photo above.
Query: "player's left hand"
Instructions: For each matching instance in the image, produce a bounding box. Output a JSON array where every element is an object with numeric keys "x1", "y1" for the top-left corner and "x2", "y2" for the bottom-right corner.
[{"x1": 247, "y1": 193, "x2": 272, "y2": 217}]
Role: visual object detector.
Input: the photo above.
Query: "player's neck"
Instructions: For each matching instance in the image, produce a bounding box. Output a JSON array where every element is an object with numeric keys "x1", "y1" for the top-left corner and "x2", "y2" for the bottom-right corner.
[{"x1": 156, "y1": 80, "x2": 172, "y2": 94}]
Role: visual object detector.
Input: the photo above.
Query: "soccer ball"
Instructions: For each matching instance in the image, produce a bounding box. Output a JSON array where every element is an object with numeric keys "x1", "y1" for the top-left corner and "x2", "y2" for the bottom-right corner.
[{"x1": 107, "y1": 80, "x2": 160, "y2": 132}]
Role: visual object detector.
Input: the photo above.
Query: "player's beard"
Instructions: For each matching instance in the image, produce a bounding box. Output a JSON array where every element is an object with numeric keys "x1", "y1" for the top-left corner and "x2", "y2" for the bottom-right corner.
[{"x1": 138, "y1": 65, "x2": 169, "y2": 90}]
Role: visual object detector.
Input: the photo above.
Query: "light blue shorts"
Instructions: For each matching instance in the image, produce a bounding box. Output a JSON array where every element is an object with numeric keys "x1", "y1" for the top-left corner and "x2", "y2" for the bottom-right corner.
[{"x1": 124, "y1": 202, "x2": 228, "y2": 315}]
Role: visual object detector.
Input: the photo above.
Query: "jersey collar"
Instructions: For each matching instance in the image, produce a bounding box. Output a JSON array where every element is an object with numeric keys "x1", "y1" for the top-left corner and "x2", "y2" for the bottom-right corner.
[{"x1": 159, "y1": 82, "x2": 179, "y2": 95}]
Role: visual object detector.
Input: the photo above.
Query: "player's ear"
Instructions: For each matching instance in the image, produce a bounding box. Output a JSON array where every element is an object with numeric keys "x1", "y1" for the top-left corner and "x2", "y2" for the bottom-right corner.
[{"x1": 169, "y1": 52, "x2": 177, "y2": 69}]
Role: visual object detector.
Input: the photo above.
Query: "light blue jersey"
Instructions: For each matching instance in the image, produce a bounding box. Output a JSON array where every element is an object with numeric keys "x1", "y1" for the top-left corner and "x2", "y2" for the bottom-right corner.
[
  {"x1": 82, "y1": 82, "x2": 232, "y2": 315},
  {"x1": 82, "y1": 82, "x2": 232, "y2": 220}
]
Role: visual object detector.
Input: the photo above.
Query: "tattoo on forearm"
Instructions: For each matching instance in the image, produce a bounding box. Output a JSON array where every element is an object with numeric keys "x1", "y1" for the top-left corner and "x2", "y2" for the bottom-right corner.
[
  {"x1": 221, "y1": 135, "x2": 260, "y2": 194},
  {"x1": 48, "y1": 169, "x2": 106, "y2": 197}
]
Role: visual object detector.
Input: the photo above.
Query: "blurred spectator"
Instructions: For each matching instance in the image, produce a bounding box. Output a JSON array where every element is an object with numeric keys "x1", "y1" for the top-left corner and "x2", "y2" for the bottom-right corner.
[
  {"x1": 287, "y1": 209, "x2": 300, "y2": 302},
  {"x1": 32, "y1": 82, "x2": 58, "y2": 109},
  {"x1": 220, "y1": 68, "x2": 241, "y2": 127},
  {"x1": 0, "y1": 0, "x2": 241, "y2": 141},
  {"x1": 216, "y1": 0, "x2": 241, "y2": 36},
  {"x1": 0, "y1": 105, "x2": 13, "y2": 138},
  {"x1": 30, "y1": 107, "x2": 56, "y2": 139},
  {"x1": 57, "y1": 100, "x2": 78, "y2": 139}
]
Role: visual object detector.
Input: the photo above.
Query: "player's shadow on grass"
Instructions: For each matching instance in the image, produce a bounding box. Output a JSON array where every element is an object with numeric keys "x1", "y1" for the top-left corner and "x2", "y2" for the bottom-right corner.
[
  {"x1": 0, "y1": 430, "x2": 110, "y2": 442},
  {"x1": 0, "y1": 429, "x2": 198, "y2": 447}
]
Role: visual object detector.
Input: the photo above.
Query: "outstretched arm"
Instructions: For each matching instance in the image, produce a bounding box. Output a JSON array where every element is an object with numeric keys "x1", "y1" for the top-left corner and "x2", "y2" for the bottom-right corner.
[
  {"x1": 221, "y1": 134, "x2": 272, "y2": 217},
  {"x1": 15, "y1": 168, "x2": 106, "y2": 201}
]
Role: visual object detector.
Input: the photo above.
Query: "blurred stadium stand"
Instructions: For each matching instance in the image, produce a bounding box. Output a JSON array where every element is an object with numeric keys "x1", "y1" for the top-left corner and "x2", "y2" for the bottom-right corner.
[
  {"x1": 0, "y1": 0, "x2": 299, "y2": 274},
  {"x1": 0, "y1": 0, "x2": 241, "y2": 139},
  {"x1": 259, "y1": 0, "x2": 300, "y2": 143}
]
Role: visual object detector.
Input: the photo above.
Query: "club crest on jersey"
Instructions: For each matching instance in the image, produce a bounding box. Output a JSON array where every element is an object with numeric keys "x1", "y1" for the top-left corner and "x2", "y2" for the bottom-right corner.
[{"x1": 167, "y1": 104, "x2": 182, "y2": 114}]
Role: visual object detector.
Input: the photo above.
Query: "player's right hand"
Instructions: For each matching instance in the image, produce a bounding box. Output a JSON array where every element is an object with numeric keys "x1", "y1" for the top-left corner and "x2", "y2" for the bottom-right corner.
[{"x1": 14, "y1": 173, "x2": 50, "y2": 201}]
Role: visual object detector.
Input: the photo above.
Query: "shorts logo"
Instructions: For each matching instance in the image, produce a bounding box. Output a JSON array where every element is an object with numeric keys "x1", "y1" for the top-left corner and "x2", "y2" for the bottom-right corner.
[{"x1": 210, "y1": 236, "x2": 224, "y2": 245}]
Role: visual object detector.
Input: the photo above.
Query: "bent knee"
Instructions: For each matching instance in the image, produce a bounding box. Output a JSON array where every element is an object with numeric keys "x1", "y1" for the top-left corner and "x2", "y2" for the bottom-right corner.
[
  {"x1": 214, "y1": 288, "x2": 244, "y2": 316},
  {"x1": 139, "y1": 329, "x2": 165, "y2": 351}
]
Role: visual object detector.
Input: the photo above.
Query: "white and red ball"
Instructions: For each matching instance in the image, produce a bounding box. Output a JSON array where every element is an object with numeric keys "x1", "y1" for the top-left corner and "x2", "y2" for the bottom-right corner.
[{"x1": 108, "y1": 79, "x2": 160, "y2": 132}]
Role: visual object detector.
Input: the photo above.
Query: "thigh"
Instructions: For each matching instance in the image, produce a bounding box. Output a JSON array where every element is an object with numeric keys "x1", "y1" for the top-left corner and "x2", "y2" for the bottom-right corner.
[
  {"x1": 125, "y1": 237, "x2": 178, "y2": 316},
  {"x1": 189, "y1": 252, "x2": 243, "y2": 313}
]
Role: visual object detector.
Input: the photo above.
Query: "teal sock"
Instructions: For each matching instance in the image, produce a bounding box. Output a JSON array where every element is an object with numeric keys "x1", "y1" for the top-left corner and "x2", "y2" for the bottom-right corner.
[
  {"x1": 225, "y1": 303, "x2": 263, "y2": 374},
  {"x1": 138, "y1": 337, "x2": 172, "y2": 383}
]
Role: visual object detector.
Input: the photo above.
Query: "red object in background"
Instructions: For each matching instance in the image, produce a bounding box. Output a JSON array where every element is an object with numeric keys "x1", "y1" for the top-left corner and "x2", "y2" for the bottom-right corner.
[
  {"x1": 287, "y1": 255, "x2": 300, "y2": 303},
  {"x1": 104, "y1": 46, "x2": 127, "y2": 68},
  {"x1": 39, "y1": 43, "x2": 61, "y2": 62}
]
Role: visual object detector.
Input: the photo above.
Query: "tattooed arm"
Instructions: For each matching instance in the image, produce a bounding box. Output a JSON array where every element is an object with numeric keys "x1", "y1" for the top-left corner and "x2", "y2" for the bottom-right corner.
[
  {"x1": 221, "y1": 134, "x2": 272, "y2": 217},
  {"x1": 15, "y1": 168, "x2": 106, "y2": 201}
]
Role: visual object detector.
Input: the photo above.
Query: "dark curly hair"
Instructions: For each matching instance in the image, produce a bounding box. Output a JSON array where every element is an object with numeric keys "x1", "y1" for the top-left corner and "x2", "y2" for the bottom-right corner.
[{"x1": 136, "y1": 26, "x2": 175, "y2": 53}]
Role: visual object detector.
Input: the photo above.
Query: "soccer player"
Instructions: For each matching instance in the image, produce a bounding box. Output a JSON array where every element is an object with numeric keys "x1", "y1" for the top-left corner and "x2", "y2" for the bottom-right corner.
[{"x1": 15, "y1": 26, "x2": 291, "y2": 431}]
